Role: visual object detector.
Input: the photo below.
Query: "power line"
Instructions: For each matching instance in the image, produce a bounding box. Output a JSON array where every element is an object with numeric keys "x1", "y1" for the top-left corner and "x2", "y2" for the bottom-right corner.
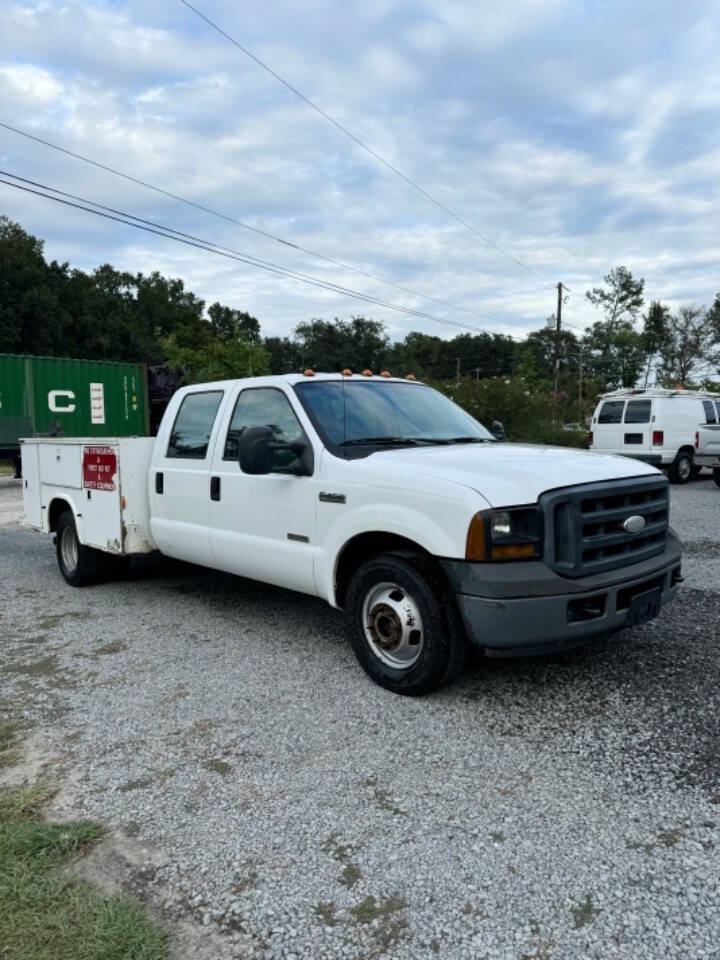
[
  {"x1": 0, "y1": 120, "x2": 526, "y2": 329},
  {"x1": 179, "y1": 0, "x2": 552, "y2": 284},
  {"x1": 0, "y1": 171, "x2": 533, "y2": 337}
]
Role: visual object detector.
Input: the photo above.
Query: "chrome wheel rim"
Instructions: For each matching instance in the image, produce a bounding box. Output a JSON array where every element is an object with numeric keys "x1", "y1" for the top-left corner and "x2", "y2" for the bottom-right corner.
[
  {"x1": 60, "y1": 525, "x2": 79, "y2": 573},
  {"x1": 678, "y1": 457, "x2": 691, "y2": 481},
  {"x1": 361, "y1": 581, "x2": 424, "y2": 670}
]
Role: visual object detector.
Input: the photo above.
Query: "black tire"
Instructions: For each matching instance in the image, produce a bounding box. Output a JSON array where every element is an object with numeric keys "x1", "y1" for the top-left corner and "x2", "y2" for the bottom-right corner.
[
  {"x1": 668, "y1": 451, "x2": 693, "y2": 484},
  {"x1": 691, "y1": 465, "x2": 703, "y2": 479},
  {"x1": 55, "y1": 510, "x2": 107, "y2": 587},
  {"x1": 344, "y1": 552, "x2": 467, "y2": 696},
  {"x1": 714, "y1": 468, "x2": 720, "y2": 489}
]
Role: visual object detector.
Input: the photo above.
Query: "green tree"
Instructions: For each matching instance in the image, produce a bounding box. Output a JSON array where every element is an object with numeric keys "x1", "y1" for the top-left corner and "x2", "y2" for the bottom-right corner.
[
  {"x1": 293, "y1": 317, "x2": 389, "y2": 372},
  {"x1": 641, "y1": 301, "x2": 672, "y2": 386},
  {"x1": 208, "y1": 303, "x2": 261, "y2": 341},
  {"x1": 655, "y1": 304, "x2": 719, "y2": 387},
  {"x1": 264, "y1": 335, "x2": 302, "y2": 374},
  {"x1": 585, "y1": 266, "x2": 645, "y2": 386},
  {"x1": 162, "y1": 333, "x2": 270, "y2": 384}
]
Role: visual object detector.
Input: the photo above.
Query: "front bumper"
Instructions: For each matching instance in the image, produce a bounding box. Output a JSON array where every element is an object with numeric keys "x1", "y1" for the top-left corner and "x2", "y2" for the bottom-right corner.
[{"x1": 441, "y1": 533, "x2": 682, "y2": 657}]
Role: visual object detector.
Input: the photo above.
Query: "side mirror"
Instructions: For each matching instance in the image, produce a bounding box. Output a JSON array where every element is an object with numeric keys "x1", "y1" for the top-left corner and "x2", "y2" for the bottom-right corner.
[
  {"x1": 238, "y1": 426, "x2": 274, "y2": 475},
  {"x1": 490, "y1": 420, "x2": 506, "y2": 441},
  {"x1": 238, "y1": 426, "x2": 313, "y2": 476}
]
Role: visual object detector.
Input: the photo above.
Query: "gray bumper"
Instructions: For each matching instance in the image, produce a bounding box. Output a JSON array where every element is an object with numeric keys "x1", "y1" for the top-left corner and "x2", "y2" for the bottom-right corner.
[
  {"x1": 695, "y1": 455, "x2": 720, "y2": 467},
  {"x1": 441, "y1": 534, "x2": 682, "y2": 657}
]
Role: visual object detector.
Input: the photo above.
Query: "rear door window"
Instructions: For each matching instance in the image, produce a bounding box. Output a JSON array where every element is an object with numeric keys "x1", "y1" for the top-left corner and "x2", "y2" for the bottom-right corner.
[
  {"x1": 167, "y1": 391, "x2": 224, "y2": 459},
  {"x1": 703, "y1": 400, "x2": 717, "y2": 424},
  {"x1": 715, "y1": 401, "x2": 720, "y2": 421},
  {"x1": 598, "y1": 401, "x2": 625, "y2": 424},
  {"x1": 624, "y1": 400, "x2": 651, "y2": 424}
]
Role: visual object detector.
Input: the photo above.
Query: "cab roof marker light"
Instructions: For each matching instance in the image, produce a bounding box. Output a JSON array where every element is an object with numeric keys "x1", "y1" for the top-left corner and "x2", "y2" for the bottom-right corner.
[
  {"x1": 405, "y1": 373, "x2": 416, "y2": 381},
  {"x1": 362, "y1": 369, "x2": 373, "y2": 377},
  {"x1": 341, "y1": 368, "x2": 352, "y2": 376},
  {"x1": 380, "y1": 370, "x2": 391, "y2": 378},
  {"x1": 303, "y1": 369, "x2": 315, "y2": 377}
]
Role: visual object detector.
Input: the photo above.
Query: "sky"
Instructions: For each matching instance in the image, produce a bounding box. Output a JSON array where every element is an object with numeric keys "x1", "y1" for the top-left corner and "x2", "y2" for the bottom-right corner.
[{"x1": 0, "y1": 0, "x2": 719, "y2": 344}]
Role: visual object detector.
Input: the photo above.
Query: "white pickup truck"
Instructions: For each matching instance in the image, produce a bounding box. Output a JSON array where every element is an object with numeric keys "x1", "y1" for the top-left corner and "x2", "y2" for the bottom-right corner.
[
  {"x1": 694, "y1": 424, "x2": 720, "y2": 487},
  {"x1": 21, "y1": 372, "x2": 682, "y2": 695}
]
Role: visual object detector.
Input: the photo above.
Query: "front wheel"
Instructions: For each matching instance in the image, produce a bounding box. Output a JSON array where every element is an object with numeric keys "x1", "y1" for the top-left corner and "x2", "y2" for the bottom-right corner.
[
  {"x1": 668, "y1": 451, "x2": 693, "y2": 484},
  {"x1": 56, "y1": 510, "x2": 107, "y2": 587},
  {"x1": 344, "y1": 553, "x2": 467, "y2": 696}
]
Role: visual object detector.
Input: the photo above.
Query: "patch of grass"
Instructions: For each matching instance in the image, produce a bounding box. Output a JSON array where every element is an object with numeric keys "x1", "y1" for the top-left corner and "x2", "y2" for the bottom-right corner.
[
  {"x1": 0, "y1": 785, "x2": 168, "y2": 960},
  {"x1": 36, "y1": 611, "x2": 92, "y2": 631},
  {"x1": 350, "y1": 893, "x2": 406, "y2": 925},
  {"x1": 314, "y1": 901, "x2": 338, "y2": 927},
  {"x1": 362, "y1": 776, "x2": 405, "y2": 817},
  {"x1": 338, "y1": 863, "x2": 362, "y2": 888},
  {"x1": 658, "y1": 828, "x2": 683, "y2": 848},
  {"x1": 94, "y1": 641, "x2": 128, "y2": 657},
  {"x1": 118, "y1": 777, "x2": 154, "y2": 793},
  {"x1": 571, "y1": 893, "x2": 601, "y2": 929},
  {"x1": 203, "y1": 758, "x2": 232, "y2": 776},
  {"x1": 0, "y1": 722, "x2": 19, "y2": 768}
]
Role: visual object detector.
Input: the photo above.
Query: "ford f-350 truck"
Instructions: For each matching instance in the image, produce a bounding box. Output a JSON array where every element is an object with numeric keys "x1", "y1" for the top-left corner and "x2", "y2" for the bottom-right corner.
[{"x1": 21, "y1": 373, "x2": 682, "y2": 695}]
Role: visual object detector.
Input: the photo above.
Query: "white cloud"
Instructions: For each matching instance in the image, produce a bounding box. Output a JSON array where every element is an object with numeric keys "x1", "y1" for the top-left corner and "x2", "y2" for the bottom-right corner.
[{"x1": 0, "y1": 0, "x2": 718, "y2": 347}]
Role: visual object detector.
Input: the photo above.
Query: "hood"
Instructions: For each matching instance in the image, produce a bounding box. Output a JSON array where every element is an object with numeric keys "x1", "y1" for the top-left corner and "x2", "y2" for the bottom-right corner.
[{"x1": 359, "y1": 443, "x2": 660, "y2": 507}]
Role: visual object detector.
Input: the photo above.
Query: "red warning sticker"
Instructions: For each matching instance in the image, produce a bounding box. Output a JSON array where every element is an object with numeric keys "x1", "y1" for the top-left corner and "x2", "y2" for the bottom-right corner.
[{"x1": 83, "y1": 446, "x2": 117, "y2": 492}]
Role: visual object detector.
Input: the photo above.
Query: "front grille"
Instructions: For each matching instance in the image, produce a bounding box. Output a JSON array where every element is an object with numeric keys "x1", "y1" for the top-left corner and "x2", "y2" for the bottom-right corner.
[{"x1": 541, "y1": 475, "x2": 669, "y2": 578}]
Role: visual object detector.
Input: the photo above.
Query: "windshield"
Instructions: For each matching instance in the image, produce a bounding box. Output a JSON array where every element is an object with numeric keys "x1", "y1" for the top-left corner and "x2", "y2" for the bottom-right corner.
[{"x1": 295, "y1": 380, "x2": 494, "y2": 447}]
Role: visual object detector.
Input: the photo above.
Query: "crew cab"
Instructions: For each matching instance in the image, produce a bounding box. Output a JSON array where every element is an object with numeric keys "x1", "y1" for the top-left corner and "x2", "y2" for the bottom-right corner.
[{"x1": 21, "y1": 373, "x2": 682, "y2": 695}]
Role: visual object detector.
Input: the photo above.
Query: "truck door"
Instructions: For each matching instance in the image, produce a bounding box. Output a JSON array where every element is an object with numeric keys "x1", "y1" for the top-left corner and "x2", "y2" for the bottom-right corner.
[
  {"x1": 208, "y1": 386, "x2": 319, "y2": 595},
  {"x1": 622, "y1": 399, "x2": 652, "y2": 453},
  {"x1": 149, "y1": 389, "x2": 224, "y2": 566},
  {"x1": 593, "y1": 399, "x2": 625, "y2": 450}
]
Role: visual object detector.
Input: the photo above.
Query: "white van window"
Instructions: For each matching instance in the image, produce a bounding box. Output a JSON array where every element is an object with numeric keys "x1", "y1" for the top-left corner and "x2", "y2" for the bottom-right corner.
[
  {"x1": 598, "y1": 400, "x2": 625, "y2": 424},
  {"x1": 624, "y1": 400, "x2": 651, "y2": 424},
  {"x1": 703, "y1": 400, "x2": 717, "y2": 424},
  {"x1": 715, "y1": 401, "x2": 720, "y2": 421}
]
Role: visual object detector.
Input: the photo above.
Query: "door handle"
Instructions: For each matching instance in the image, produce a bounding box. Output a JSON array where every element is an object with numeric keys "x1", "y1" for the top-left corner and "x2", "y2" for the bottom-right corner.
[
  {"x1": 210, "y1": 476, "x2": 221, "y2": 501},
  {"x1": 155, "y1": 472, "x2": 164, "y2": 494}
]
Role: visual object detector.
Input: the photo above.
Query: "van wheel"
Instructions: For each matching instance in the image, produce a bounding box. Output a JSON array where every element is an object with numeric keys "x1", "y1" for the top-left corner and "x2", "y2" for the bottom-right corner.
[
  {"x1": 668, "y1": 451, "x2": 693, "y2": 484},
  {"x1": 56, "y1": 510, "x2": 106, "y2": 587},
  {"x1": 344, "y1": 553, "x2": 467, "y2": 696},
  {"x1": 714, "y1": 468, "x2": 720, "y2": 489}
]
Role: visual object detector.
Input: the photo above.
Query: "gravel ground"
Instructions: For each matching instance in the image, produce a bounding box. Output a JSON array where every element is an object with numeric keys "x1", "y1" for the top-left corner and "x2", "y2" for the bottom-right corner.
[{"x1": 1, "y1": 476, "x2": 719, "y2": 959}]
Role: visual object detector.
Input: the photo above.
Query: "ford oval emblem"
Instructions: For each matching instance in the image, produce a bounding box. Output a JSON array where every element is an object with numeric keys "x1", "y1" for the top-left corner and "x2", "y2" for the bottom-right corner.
[{"x1": 622, "y1": 515, "x2": 646, "y2": 534}]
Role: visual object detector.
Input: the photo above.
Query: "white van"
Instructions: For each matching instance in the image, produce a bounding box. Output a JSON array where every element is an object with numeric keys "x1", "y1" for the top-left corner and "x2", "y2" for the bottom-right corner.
[{"x1": 590, "y1": 388, "x2": 720, "y2": 483}]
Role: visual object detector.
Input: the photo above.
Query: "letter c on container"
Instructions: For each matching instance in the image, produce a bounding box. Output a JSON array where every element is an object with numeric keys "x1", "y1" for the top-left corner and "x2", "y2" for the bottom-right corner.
[{"x1": 48, "y1": 390, "x2": 76, "y2": 413}]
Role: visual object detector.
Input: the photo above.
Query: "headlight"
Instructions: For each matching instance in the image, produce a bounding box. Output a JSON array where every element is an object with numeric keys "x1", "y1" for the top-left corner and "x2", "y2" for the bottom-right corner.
[{"x1": 466, "y1": 507, "x2": 543, "y2": 562}]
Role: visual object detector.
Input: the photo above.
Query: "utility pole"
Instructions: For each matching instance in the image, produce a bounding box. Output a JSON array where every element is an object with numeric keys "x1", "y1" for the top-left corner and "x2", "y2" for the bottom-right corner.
[
  {"x1": 578, "y1": 344, "x2": 584, "y2": 424},
  {"x1": 553, "y1": 282, "x2": 563, "y2": 400},
  {"x1": 456, "y1": 358, "x2": 461, "y2": 385}
]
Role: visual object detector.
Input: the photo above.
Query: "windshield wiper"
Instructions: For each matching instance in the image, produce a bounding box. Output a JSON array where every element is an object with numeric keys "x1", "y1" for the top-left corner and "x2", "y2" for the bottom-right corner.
[
  {"x1": 404, "y1": 436, "x2": 492, "y2": 445},
  {"x1": 339, "y1": 436, "x2": 422, "y2": 447}
]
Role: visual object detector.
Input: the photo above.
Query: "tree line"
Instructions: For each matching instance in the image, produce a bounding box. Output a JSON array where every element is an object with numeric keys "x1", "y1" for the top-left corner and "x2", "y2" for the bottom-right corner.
[{"x1": 2, "y1": 216, "x2": 719, "y2": 420}]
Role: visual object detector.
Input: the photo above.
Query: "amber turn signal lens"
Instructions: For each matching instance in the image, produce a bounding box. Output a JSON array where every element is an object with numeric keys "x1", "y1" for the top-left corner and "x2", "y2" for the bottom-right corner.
[
  {"x1": 465, "y1": 513, "x2": 487, "y2": 561},
  {"x1": 303, "y1": 368, "x2": 315, "y2": 377},
  {"x1": 405, "y1": 373, "x2": 416, "y2": 380},
  {"x1": 342, "y1": 368, "x2": 352, "y2": 376},
  {"x1": 490, "y1": 543, "x2": 536, "y2": 560},
  {"x1": 380, "y1": 370, "x2": 391, "y2": 377},
  {"x1": 362, "y1": 369, "x2": 373, "y2": 377}
]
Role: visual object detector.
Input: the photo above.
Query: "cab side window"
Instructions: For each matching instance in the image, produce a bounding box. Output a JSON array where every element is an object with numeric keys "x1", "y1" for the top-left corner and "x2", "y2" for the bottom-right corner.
[
  {"x1": 224, "y1": 388, "x2": 305, "y2": 468},
  {"x1": 598, "y1": 401, "x2": 625, "y2": 424},
  {"x1": 167, "y1": 391, "x2": 224, "y2": 459}
]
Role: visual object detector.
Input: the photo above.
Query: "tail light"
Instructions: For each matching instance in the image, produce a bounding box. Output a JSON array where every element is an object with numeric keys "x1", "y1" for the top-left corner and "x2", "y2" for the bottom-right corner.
[
  {"x1": 588, "y1": 431, "x2": 593, "y2": 446},
  {"x1": 652, "y1": 430, "x2": 664, "y2": 446},
  {"x1": 695, "y1": 431, "x2": 700, "y2": 449}
]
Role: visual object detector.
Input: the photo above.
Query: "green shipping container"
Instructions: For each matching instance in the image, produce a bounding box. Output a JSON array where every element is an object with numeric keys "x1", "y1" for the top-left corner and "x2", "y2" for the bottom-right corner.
[{"x1": 0, "y1": 354, "x2": 149, "y2": 457}]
